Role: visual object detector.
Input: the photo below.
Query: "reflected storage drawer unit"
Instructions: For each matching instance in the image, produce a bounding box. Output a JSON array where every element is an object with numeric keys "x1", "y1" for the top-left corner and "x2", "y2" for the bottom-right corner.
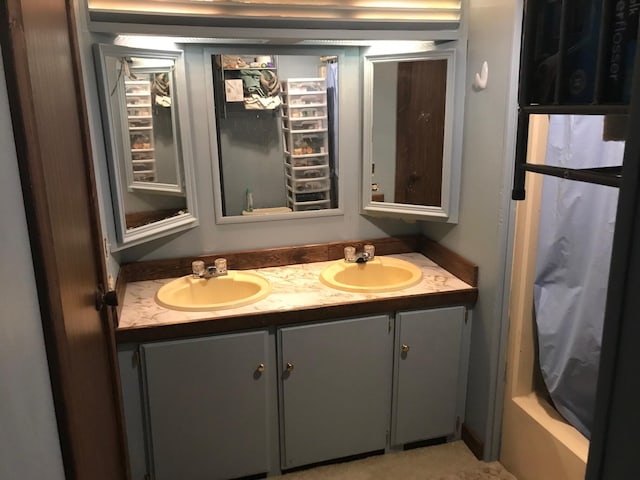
[
  {"x1": 281, "y1": 78, "x2": 331, "y2": 211},
  {"x1": 124, "y1": 76, "x2": 156, "y2": 182}
]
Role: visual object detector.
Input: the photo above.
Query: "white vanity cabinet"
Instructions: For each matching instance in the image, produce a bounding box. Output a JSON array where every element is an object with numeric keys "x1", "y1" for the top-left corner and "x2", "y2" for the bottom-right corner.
[
  {"x1": 139, "y1": 330, "x2": 273, "y2": 480},
  {"x1": 278, "y1": 315, "x2": 393, "y2": 469},
  {"x1": 392, "y1": 306, "x2": 469, "y2": 446}
]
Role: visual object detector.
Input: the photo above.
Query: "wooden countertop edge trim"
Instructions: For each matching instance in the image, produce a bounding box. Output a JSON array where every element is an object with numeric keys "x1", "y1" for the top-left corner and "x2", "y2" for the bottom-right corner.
[
  {"x1": 118, "y1": 234, "x2": 476, "y2": 283},
  {"x1": 116, "y1": 288, "x2": 478, "y2": 344},
  {"x1": 420, "y1": 238, "x2": 478, "y2": 287}
]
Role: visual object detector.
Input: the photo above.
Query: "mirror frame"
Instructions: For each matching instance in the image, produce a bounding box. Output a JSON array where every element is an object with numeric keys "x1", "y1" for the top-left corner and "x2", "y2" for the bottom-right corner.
[
  {"x1": 203, "y1": 45, "x2": 346, "y2": 224},
  {"x1": 94, "y1": 44, "x2": 199, "y2": 248},
  {"x1": 361, "y1": 43, "x2": 463, "y2": 223}
]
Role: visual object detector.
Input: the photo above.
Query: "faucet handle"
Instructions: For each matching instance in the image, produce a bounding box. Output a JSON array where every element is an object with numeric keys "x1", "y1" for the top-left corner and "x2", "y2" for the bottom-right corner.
[
  {"x1": 214, "y1": 258, "x2": 228, "y2": 275},
  {"x1": 192, "y1": 260, "x2": 205, "y2": 277},
  {"x1": 344, "y1": 246, "x2": 356, "y2": 262},
  {"x1": 363, "y1": 244, "x2": 375, "y2": 260}
]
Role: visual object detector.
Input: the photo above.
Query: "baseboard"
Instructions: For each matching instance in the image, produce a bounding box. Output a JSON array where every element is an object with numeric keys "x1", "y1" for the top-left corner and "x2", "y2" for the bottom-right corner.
[{"x1": 461, "y1": 423, "x2": 484, "y2": 460}]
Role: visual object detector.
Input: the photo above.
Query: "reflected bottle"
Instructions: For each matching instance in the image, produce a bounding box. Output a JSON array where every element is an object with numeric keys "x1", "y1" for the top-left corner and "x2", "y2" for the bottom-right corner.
[{"x1": 246, "y1": 188, "x2": 254, "y2": 212}]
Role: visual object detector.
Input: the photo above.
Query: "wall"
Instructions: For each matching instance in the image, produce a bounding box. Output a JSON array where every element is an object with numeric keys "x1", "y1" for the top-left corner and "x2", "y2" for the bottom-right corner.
[
  {"x1": 0, "y1": 49, "x2": 66, "y2": 480},
  {"x1": 421, "y1": 0, "x2": 522, "y2": 460},
  {"x1": 218, "y1": 111, "x2": 286, "y2": 215},
  {"x1": 372, "y1": 61, "x2": 397, "y2": 201}
]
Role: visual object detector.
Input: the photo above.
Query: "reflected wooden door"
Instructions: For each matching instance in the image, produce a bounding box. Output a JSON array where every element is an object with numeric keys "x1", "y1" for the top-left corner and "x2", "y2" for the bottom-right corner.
[
  {"x1": 1, "y1": 0, "x2": 128, "y2": 479},
  {"x1": 395, "y1": 59, "x2": 447, "y2": 206}
]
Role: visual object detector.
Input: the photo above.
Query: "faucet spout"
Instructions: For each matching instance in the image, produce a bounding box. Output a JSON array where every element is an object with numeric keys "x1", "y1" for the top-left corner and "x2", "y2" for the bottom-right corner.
[{"x1": 355, "y1": 252, "x2": 371, "y2": 263}]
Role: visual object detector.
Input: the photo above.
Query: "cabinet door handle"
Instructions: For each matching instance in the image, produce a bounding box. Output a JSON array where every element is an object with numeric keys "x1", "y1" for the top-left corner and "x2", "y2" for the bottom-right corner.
[
  {"x1": 257, "y1": 363, "x2": 266, "y2": 373},
  {"x1": 401, "y1": 344, "x2": 410, "y2": 353},
  {"x1": 286, "y1": 362, "x2": 294, "y2": 372}
]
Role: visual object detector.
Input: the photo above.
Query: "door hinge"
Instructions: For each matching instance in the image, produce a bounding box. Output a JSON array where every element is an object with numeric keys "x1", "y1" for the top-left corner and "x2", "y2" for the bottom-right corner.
[
  {"x1": 464, "y1": 309, "x2": 470, "y2": 324},
  {"x1": 133, "y1": 348, "x2": 140, "y2": 369}
]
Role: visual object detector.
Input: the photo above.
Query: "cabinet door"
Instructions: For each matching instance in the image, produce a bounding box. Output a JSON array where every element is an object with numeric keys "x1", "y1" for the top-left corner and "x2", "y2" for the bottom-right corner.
[
  {"x1": 141, "y1": 330, "x2": 270, "y2": 480},
  {"x1": 279, "y1": 315, "x2": 392, "y2": 469},
  {"x1": 393, "y1": 307, "x2": 466, "y2": 446}
]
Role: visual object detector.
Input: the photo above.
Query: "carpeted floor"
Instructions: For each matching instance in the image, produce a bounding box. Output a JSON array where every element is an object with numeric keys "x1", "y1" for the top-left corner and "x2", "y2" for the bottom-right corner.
[{"x1": 271, "y1": 442, "x2": 517, "y2": 480}]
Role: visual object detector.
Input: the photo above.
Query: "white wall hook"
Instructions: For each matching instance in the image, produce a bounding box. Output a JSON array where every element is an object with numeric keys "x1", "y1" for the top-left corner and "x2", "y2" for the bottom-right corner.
[{"x1": 473, "y1": 61, "x2": 489, "y2": 90}]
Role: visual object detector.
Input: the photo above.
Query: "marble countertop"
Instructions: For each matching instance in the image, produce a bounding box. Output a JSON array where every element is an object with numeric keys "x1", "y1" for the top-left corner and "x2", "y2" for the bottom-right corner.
[{"x1": 118, "y1": 253, "x2": 474, "y2": 332}]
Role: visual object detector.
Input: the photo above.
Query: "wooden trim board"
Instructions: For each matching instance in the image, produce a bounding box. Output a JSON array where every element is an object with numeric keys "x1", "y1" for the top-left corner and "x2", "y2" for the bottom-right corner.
[
  {"x1": 462, "y1": 423, "x2": 484, "y2": 460},
  {"x1": 420, "y1": 237, "x2": 478, "y2": 287},
  {"x1": 120, "y1": 234, "x2": 473, "y2": 283}
]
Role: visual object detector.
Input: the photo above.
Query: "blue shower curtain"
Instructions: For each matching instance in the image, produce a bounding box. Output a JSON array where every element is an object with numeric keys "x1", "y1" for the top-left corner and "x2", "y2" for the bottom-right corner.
[{"x1": 533, "y1": 115, "x2": 623, "y2": 438}]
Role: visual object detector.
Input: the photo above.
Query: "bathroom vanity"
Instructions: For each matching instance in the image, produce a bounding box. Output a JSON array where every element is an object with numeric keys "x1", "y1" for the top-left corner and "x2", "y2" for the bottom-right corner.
[{"x1": 116, "y1": 237, "x2": 477, "y2": 480}]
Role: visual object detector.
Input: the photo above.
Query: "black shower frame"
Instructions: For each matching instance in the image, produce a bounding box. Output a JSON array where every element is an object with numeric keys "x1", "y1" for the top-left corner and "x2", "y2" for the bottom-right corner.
[{"x1": 511, "y1": 0, "x2": 636, "y2": 200}]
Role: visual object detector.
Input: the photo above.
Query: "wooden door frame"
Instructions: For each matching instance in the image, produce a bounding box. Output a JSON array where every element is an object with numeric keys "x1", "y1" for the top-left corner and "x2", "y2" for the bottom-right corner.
[{"x1": 1, "y1": 0, "x2": 129, "y2": 478}]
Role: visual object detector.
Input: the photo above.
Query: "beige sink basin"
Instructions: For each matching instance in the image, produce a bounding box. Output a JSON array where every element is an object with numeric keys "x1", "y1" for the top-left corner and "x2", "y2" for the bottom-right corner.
[
  {"x1": 155, "y1": 271, "x2": 271, "y2": 311},
  {"x1": 319, "y1": 256, "x2": 423, "y2": 293}
]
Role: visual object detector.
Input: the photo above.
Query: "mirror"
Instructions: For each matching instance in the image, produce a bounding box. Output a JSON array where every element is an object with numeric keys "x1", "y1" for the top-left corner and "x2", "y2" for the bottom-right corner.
[
  {"x1": 362, "y1": 45, "x2": 462, "y2": 222},
  {"x1": 204, "y1": 48, "x2": 343, "y2": 223},
  {"x1": 94, "y1": 44, "x2": 198, "y2": 247}
]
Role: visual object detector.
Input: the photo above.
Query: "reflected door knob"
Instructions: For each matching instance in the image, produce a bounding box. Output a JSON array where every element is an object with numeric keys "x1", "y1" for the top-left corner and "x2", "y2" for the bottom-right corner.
[{"x1": 401, "y1": 344, "x2": 410, "y2": 353}]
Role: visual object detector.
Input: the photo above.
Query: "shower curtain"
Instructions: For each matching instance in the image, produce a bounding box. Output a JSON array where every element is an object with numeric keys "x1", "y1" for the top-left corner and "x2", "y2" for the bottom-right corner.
[{"x1": 533, "y1": 115, "x2": 624, "y2": 438}]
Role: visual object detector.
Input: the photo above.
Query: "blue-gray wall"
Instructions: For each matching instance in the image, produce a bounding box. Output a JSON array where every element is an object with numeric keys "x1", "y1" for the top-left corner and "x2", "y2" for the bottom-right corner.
[
  {"x1": 422, "y1": 0, "x2": 521, "y2": 459},
  {"x1": 0, "y1": 48, "x2": 66, "y2": 480},
  {"x1": 372, "y1": 61, "x2": 397, "y2": 201}
]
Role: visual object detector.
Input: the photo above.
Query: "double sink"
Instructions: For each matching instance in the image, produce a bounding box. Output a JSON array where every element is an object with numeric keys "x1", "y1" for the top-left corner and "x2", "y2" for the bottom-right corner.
[{"x1": 155, "y1": 252, "x2": 423, "y2": 312}]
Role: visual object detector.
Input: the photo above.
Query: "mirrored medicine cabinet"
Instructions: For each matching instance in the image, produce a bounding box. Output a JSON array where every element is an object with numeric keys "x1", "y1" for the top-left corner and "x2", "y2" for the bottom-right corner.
[
  {"x1": 94, "y1": 44, "x2": 198, "y2": 248},
  {"x1": 93, "y1": 39, "x2": 465, "y2": 246},
  {"x1": 362, "y1": 43, "x2": 464, "y2": 223},
  {"x1": 205, "y1": 42, "x2": 464, "y2": 225},
  {"x1": 204, "y1": 47, "x2": 345, "y2": 224}
]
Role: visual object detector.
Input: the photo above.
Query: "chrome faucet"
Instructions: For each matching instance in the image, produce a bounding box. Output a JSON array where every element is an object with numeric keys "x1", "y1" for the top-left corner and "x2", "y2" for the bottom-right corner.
[
  {"x1": 355, "y1": 252, "x2": 372, "y2": 263},
  {"x1": 192, "y1": 258, "x2": 228, "y2": 279},
  {"x1": 344, "y1": 244, "x2": 375, "y2": 263}
]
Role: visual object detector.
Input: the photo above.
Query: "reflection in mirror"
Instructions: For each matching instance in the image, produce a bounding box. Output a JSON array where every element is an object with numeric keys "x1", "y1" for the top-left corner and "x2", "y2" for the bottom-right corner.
[
  {"x1": 363, "y1": 46, "x2": 460, "y2": 222},
  {"x1": 123, "y1": 63, "x2": 181, "y2": 191},
  {"x1": 207, "y1": 51, "x2": 340, "y2": 222},
  {"x1": 373, "y1": 59, "x2": 446, "y2": 206},
  {"x1": 95, "y1": 45, "x2": 198, "y2": 247}
]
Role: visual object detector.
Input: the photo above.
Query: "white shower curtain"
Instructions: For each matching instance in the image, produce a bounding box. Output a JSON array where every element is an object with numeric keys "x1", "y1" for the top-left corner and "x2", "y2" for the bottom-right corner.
[{"x1": 533, "y1": 115, "x2": 624, "y2": 438}]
